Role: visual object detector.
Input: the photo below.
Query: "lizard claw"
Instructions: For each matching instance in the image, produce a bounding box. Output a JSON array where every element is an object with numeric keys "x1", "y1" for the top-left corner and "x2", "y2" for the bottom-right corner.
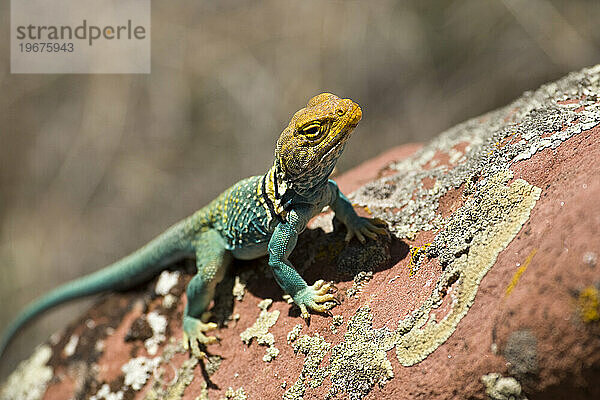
[
  {"x1": 345, "y1": 217, "x2": 389, "y2": 243},
  {"x1": 182, "y1": 317, "x2": 218, "y2": 359},
  {"x1": 294, "y1": 280, "x2": 338, "y2": 322},
  {"x1": 299, "y1": 304, "x2": 310, "y2": 321}
]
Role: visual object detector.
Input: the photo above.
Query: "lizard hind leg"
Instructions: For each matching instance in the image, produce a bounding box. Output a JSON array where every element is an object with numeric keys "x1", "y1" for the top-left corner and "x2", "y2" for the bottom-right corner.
[{"x1": 183, "y1": 229, "x2": 232, "y2": 358}]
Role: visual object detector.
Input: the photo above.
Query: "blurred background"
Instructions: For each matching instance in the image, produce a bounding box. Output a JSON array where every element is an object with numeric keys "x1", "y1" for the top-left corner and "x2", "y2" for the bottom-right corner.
[{"x1": 1, "y1": 0, "x2": 599, "y2": 376}]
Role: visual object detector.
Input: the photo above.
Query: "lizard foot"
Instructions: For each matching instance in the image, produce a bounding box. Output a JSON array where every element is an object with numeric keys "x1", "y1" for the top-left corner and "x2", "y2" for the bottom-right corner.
[
  {"x1": 345, "y1": 217, "x2": 389, "y2": 244},
  {"x1": 295, "y1": 280, "x2": 338, "y2": 321},
  {"x1": 182, "y1": 316, "x2": 218, "y2": 359}
]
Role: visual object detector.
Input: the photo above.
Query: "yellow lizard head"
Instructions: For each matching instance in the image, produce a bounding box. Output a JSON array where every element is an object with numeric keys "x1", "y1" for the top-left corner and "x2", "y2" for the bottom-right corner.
[{"x1": 275, "y1": 93, "x2": 362, "y2": 194}]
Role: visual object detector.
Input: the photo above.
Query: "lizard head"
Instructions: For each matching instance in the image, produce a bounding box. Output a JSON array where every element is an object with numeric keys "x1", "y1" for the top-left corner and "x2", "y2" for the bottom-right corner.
[{"x1": 275, "y1": 93, "x2": 362, "y2": 194}]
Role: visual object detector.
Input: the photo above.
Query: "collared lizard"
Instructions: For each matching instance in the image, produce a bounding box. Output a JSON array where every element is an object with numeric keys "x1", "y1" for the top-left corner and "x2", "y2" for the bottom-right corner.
[{"x1": 0, "y1": 93, "x2": 387, "y2": 359}]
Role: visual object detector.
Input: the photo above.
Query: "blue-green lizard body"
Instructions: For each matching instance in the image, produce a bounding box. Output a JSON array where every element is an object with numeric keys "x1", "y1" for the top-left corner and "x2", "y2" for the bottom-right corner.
[{"x1": 0, "y1": 93, "x2": 387, "y2": 359}]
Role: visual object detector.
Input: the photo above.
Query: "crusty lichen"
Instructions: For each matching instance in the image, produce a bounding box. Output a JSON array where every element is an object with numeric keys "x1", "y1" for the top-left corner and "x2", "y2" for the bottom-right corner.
[
  {"x1": 0, "y1": 345, "x2": 53, "y2": 400},
  {"x1": 284, "y1": 307, "x2": 394, "y2": 400},
  {"x1": 345, "y1": 270, "x2": 373, "y2": 298},
  {"x1": 122, "y1": 356, "x2": 161, "y2": 391},
  {"x1": 352, "y1": 65, "x2": 600, "y2": 240},
  {"x1": 283, "y1": 333, "x2": 331, "y2": 400},
  {"x1": 90, "y1": 384, "x2": 124, "y2": 400},
  {"x1": 145, "y1": 311, "x2": 168, "y2": 355},
  {"x1": 503, "y1": 330, "x2": 538, "y2": 378},
  {"x1": 7, "y1": 66, "x2": 598, "y2": 400},
  {"x1": 63, "y1": 333, "x2": 79, "y2": 357},
  {"x1": 348, "y1": 68, "x2": 600, "y2": 369},
  {"x1": 143, "y1": 341, "x2": 213, "y2": 400},
  {"x1": 330, "y1": 315, "x2": 344, "y2": 333},
  {"x1": 287, "y1": 324, "x2": 303, "y2": 344},
  {"x1": 145, "y1": 357, "x2": 198, "y2": 400},
  {"x1": 395, "y1": 171, "x2": 541, "y2": 366},
  {"x1": 155, "y1": 270, "x2": 181, "y2": 296},
  {"x1": 221, "y1": 387, "x2": 248, "y2": 400},
  {"x1": 583, "y1": 252, "x2": 598, "y2": 268},
  {"x1": 240, "y1": 299, "x2": 280, "y2": 362},
  {"x1": 481, "y1": 373, "x2": 527, "y2": 400},
  {"x1": 232, "y1": 276, "x2": 246, "y2": 301},
  {"x1": 195, "y1": 381, "x2": 209, "y2": 400},
  {"x1": 326, "y1": 307, "x2": 394, "y2": 399}
]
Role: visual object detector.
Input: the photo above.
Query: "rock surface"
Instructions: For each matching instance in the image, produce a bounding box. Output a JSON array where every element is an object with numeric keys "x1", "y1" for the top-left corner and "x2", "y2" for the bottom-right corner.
[{"x1": 2, "y1": 66, "x2": 600, "y2": 400}]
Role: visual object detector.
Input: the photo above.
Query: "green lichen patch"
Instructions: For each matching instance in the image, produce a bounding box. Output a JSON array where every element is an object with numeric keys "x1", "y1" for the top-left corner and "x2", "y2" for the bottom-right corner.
[
  {"x1": 240, "y1": 299, "x2": 280, "y2": 362},
  {"x1": 0, "y1": 345, "x2": 53, "y2": 400},
  {"x1": 283, "y1": 334, "x2": 331, "y2": 400},
  {"x1": 326, "y1": 307, "x2": 394, "y2": 399},
  {"x1": 285, "y1": 307, "x2": 395, "y2": 400}
]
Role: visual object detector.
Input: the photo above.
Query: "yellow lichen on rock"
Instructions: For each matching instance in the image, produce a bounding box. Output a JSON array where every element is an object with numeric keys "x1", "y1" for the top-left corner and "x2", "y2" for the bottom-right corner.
[
  {"x1": 577, "y1": 286, "x2": 600, "y2": 323},
  {"x1": 505, "y1": 248, "x2": 537, "y2": 297}
]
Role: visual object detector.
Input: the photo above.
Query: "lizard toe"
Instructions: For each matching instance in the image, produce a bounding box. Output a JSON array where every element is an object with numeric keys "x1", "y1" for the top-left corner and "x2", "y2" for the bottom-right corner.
[
  {"x1": 312, "y1": 279, "x2": 326, "y2": 290},
  {"x1": 183, "y1": 316, "x2": 218, "y2": 359},
  {"x1": 355, "y1": 230, "x2": 366, "y2": 243},
  {"x1": 190, "y1": 339, "x2": 207, "y2": 359},
  {"x1": 313, "y1": 293, "x2": 335, "y2": 303},
  {"x1": 299, "y1": 304, "x2": 310, "y2": 321},
  {"x1": 308, "y1": 302, "x2": 331, "y2": 313},
  {"x1": 361, "y1": 227, "x2": 379, "y2": 240},
  {"x1": 314, "y1": 282, "x2": 335, "y2": 295},
  {"x1": 345, "y1": 229, "x2": 355, "y2": 242}
]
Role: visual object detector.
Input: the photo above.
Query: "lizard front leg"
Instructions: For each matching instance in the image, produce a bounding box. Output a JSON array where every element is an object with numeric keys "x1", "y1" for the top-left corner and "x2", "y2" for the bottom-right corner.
[
  {"x1": 268, "y1": 209, "x2": 336, "y2": 320},
  {"x1": 183, "y1": 229, "x2": 231, "y2": 358},
  {"x1": 328, "y1": 179, "x2": 388, "y2": 243}
]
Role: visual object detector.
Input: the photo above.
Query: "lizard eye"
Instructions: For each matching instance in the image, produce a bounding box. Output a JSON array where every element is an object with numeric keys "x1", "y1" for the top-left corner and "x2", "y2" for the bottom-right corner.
[
  {"x1": 301, "y1": 123, "x2": 321, "y2": 139},
  {"x1": 336, "y1": 108, "x2": 345, "y2": 116}
]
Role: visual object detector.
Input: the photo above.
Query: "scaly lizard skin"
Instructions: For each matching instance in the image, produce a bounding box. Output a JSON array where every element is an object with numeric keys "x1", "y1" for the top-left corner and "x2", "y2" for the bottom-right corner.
[{"x1": 0, "y1": 93, "x2": 387, "y2": 359}]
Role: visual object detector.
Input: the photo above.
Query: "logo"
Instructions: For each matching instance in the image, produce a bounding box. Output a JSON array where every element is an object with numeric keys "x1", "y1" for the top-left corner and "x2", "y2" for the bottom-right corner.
[{"x1": 11, "y1": 0, "x2": 151, "y2": 73}]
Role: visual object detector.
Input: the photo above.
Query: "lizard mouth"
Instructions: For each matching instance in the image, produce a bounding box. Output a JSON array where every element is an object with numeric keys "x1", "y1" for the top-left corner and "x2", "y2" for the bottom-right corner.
[{"x1": 349, "y1": 104, "x2": 362, "y2": 128}]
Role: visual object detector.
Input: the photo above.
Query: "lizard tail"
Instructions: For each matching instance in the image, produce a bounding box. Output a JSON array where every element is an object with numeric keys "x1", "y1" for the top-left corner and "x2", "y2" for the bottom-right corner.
[{"x1": 0, "y1": 219, "x2": 195, "y2": 359}]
